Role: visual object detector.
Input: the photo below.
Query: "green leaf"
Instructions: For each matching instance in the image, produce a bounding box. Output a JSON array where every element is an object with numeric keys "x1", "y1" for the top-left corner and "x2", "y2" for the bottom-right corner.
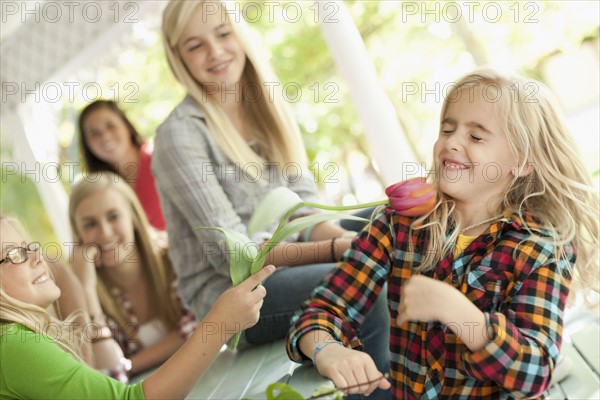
[
  {"x1": 250, "y1": 213, "x2": 368, "y2": 274},
  {"x1": 195, "y1": 226, "x2": 258, "y2": 286},
  {"x1": 265, "y1": 383, "x2": 304, "y2": 400},
  {"x1": 247, "y1": 187, "x2": 304, "y2": 235},
  {"x1": 310, "y1": 383, "x2": 342, "y2": 399},
  {"x1": 195, "y1": 226, "x2": 259, "y2": 351}
]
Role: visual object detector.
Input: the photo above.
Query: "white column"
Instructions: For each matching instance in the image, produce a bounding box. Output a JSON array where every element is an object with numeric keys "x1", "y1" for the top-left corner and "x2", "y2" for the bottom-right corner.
[
  {"x1": 315, "y1": 0, "x2": 420, "y2": 184},
  {"x1": 2, "y1": 105, "x2": 71, "y2": 246}
]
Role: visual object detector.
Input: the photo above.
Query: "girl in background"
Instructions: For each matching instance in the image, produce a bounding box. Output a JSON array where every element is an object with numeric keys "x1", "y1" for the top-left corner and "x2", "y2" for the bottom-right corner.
[
  {"x1": 69, "y1": 171, "x2": 194, "y2": 376},
  {"x1": 287, "y1": 69, "x2": 599, "y2": 399},
  {"x1": 79, "y1": 100, "x2": 166, "y2": 231}
]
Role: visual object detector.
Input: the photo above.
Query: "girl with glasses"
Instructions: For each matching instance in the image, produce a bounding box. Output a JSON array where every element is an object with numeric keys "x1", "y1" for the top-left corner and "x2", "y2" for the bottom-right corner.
[{"x1": 0, "y1": 214, "x2": 275, "y2": 399}]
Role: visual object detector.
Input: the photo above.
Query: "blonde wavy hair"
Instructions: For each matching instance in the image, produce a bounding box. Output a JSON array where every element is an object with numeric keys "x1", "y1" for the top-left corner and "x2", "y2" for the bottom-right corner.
[
  {"x1": 69, "y1": 172, "x2": 181, "y2": 336},
  {"x1": 162, "y1": 0, "x2": 307, "y2": 179},
  {"x1": 412, "y1": 69, "x2": 598, "y2": 296},
  {"x1": 0, "y1": 216, "x2": 84, "y2": 360}
]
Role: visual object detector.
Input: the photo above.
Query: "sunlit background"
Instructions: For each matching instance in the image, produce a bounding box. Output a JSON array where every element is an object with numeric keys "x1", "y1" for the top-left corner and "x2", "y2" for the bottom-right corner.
[{"x1": 1, "y1": 0, "x2": 599, "y2": 245}]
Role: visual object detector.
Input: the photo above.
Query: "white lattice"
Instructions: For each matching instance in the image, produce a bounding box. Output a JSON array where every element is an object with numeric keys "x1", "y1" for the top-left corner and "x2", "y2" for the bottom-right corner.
[{"x1": 1, "y1": 0, "x2": 164, "y2": 113}]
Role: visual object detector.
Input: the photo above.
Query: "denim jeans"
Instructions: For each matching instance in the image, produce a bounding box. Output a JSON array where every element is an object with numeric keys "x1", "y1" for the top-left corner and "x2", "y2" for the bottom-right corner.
[{"x1": 244, "y1": 263, "x2": 391, "y2": 400}]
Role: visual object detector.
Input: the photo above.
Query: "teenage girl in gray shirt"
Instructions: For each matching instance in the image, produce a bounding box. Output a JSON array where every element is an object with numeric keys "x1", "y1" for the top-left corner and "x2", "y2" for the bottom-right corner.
[{"x1": 154, "y1": 3, "x2": 389, "y2": 396}]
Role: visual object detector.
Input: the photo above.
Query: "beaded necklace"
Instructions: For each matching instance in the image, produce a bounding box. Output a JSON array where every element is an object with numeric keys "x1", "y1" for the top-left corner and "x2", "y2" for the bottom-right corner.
[{"x1": 459, "y1": 213, "x2": 504, "y2": 235}]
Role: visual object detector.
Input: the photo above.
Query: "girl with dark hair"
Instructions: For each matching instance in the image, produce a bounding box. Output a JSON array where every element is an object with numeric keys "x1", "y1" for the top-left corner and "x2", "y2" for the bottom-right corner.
[{"x1": 78, "y1": 100, "x2": 165, "y2": 231}]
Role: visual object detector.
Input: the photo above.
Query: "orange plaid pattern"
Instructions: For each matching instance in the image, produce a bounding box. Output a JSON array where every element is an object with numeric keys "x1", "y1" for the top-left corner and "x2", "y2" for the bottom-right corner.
[{"x1": 287, "y1": 208, "x2": 573, "y2": 399}]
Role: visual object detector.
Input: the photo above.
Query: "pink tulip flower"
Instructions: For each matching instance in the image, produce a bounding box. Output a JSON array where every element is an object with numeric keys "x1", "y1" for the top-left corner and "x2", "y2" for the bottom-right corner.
[{"x1": 384, "y1": 178, "x2": 437, "y2": 217}]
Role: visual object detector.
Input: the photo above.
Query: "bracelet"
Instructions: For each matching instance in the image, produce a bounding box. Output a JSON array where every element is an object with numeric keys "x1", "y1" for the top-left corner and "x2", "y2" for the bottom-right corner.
[
  {"x1": 330, "y1": 238, "x2": 337, "y2": 262},
  {"x1": 303, "y1": 226, "x2": 314, "y2": 242},
  {"x1": 312, "y1": 340, "x2": 342, "y2": 367}
]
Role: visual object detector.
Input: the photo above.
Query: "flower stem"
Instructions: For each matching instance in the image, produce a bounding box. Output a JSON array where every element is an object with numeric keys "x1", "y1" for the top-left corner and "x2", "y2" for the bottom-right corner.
[{"x1": 304, "y1": 199, "x2": 388, "y2": 212}]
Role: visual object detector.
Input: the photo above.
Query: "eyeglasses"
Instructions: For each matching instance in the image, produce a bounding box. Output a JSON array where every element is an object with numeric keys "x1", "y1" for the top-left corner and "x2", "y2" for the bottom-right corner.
[{"x1": 0, "y1": 242, "x2": 41, "y2": 265}]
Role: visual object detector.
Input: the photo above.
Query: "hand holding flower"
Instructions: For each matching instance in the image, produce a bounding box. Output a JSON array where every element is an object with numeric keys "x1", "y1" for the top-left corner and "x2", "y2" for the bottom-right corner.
[{"x1": 206, "y1": 265, "x2": 276, "y2": 340}]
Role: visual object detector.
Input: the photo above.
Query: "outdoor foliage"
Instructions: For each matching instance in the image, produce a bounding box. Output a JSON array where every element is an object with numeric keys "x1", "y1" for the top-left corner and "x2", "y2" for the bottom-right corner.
[{"x1": 1, "y1": 0, "x2": 598, "y2": 247}]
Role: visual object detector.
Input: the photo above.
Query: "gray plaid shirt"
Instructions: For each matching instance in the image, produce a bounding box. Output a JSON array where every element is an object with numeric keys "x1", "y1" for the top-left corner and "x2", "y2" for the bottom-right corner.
[{"x1": 152, "y1": 96, "x2": 321, "y2": 319}]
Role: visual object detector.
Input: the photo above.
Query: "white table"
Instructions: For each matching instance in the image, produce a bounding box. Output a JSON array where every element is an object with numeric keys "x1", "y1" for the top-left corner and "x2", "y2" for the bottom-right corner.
[{"x1": 131, "y1": 340, "x2": 331, "y2": 399}]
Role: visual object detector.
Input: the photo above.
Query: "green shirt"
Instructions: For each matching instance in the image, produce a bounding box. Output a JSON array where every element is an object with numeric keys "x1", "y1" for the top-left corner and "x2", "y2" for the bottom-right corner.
[{"x1": 0, "y1": 323, "x2": 145, "y2": 399}]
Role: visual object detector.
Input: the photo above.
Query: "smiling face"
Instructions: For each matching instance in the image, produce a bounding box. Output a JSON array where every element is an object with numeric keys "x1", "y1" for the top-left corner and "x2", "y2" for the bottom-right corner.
[
  {"x1": 178, "y1": 4, "x2": 246, "y2": 94},
  {"x1": 0, "y1": 220, "x2": 61, "y2": 308},
  {"x1": 433, "y1": 85, "x2": 520, "y2": 209},
  {"x1": 83, "y1": 106, "x2": 136, "y2": 166},
  {"x1": 73, "y1": 188, "x2": 136, "y2": 268}
]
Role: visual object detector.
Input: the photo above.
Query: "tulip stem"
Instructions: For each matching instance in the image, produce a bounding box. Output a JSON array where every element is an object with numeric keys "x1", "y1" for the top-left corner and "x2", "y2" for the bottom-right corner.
[
  {"x1": 252, "y1": 200, "x2": 387, "y2": 272},
  {"x1": 304, "y1": 200, "x2": 388, "y2": 212}
]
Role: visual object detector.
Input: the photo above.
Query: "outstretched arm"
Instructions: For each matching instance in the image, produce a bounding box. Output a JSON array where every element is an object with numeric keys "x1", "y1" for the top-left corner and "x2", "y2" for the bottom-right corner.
[
  {"x1": 141, "y1": 265, "x2": 275, "y2": 399},
  {"x1": 129, "y1": 331, "x2": 185, "y2": 375},
  {"x1": 287, "y1": 209, "x2": 395, "y2": 396}
]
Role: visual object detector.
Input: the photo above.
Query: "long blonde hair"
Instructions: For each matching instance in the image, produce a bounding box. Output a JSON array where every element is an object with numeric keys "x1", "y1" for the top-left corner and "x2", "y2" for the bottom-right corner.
[
  {"x1": 0, "y1": 216, "x2": 84, "y2": 360},
  {"x1": 413, "y1": 69, "x2": 598, "y2": 294},
  {"x1": 69, "y1": 172, "x2": 181, "y2": 335},
  {"x1": 162, "y1": 0, "x2": 307, "y2": 178}
]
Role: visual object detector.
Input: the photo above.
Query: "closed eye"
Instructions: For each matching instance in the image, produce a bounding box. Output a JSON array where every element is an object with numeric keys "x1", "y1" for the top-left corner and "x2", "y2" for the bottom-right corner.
[{"x1": 470, "y1": 134, "x2": 482, "y2": 142}]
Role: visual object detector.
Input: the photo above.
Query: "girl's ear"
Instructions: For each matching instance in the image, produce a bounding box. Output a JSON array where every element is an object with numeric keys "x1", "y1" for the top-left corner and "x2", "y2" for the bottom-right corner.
[{"x1": 511, "y1": 161, "x2": 535, "y2": 178}]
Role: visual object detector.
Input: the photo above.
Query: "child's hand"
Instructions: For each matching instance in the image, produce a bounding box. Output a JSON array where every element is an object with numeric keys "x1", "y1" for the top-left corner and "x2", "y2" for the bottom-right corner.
[
  {"x1": 71, "y1": 243, "x2": 99, "y2": 290},
  {"x1": 208, "y1": 265, "x2": 276, "y2": 337},
  {"x1": 314, "y1": 345, "x2": 391, "y2": 396},
  {"x1": 397, "y1": 275, "x2": 459, "y2": 325}
]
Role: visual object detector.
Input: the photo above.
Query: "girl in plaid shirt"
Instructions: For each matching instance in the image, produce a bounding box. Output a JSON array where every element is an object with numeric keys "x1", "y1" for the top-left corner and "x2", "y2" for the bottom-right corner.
[
  {"x1": 69, "y1": 171, "x2": 198, "y2": 378},
  {"x1": 287, "y1": 69, "x2": 599, "y2": 399}
]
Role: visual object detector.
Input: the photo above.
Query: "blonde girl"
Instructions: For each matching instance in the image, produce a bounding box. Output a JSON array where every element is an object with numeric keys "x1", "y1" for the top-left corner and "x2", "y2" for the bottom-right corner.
[
  {"x1": 69, "y1": 171, "x2": 196, "y2": 376},
  {"x1": 0, "y1": 213, "x2": 274, "y2": 399},
  {"x1": 287, "y1": 69, "x2": 598, "y2": 399}
]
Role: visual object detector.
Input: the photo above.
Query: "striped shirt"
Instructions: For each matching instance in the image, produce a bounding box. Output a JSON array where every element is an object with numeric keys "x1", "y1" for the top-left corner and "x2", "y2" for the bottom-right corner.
[{"x1": 287, "y1": 208, "x2": 573, "y2": 399}]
